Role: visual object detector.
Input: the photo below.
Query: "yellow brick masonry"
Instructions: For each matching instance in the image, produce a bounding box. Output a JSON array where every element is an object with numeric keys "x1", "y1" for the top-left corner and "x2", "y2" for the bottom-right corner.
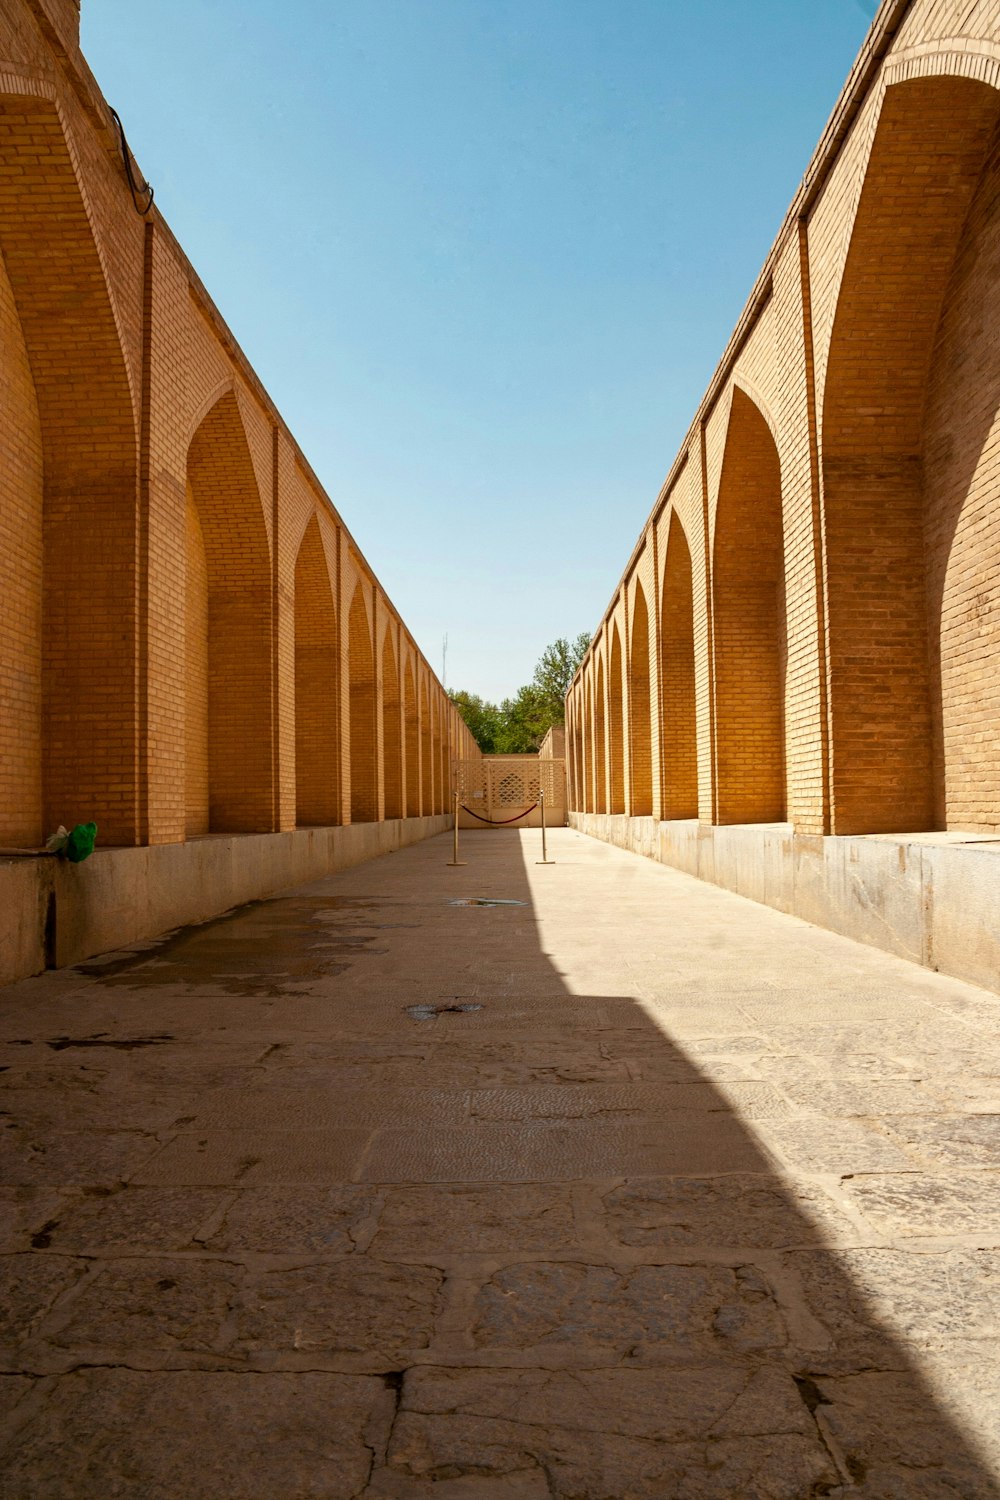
[
  {"x1": 569, "y1": 0, "x2": 1000, "y2": 840},
  {"x1": 0, "y1": 0, "x2": 478, "y2": 851}
]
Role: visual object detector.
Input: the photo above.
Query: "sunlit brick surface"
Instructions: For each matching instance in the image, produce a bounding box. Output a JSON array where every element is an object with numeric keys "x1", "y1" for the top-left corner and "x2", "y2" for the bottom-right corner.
[
  {"x1": 568, "y1": 3, "x2": 1000, "y2": 845},
  {"x1": 0, "y1": 0, "x2": 477, "y2": 854}
]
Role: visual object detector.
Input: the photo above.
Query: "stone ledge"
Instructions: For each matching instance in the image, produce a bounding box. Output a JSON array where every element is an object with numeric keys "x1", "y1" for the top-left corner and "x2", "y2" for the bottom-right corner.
[
  {"x1": 569, "y1": 813, "x2": 1000, "y2": 995},
  {"x1": 0, "y1": 816, "x2": 451, "y2": 986}
]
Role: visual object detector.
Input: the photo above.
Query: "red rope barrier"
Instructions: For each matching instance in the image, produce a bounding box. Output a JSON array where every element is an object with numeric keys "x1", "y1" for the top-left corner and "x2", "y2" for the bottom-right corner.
[{"x1": 460, "y1": 802, "x2": 539, "y2": 826}]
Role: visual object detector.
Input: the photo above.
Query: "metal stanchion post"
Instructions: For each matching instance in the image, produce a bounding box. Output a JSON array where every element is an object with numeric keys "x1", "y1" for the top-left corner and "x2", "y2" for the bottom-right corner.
[
  {"x1": 447, "y1": 788, "x2": 467, "y2": 866},
  {"x1": 536, "y1": 787, "x2": 555, "y2": 865}
]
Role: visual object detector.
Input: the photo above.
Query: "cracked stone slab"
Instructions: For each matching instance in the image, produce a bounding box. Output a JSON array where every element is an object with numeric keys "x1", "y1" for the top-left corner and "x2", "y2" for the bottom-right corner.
[
  {"x1": 0, "y1": 1087, "x2": 196, "y2": 1132},
  {"x1": 811, "y1": 1369, "x2": 1000, "y2": 1498},
  {"x1": 131, "y1": 1128, "x2": 371, "y2": 1185},
  {"x1": 378, "y1": 1366, "x2": 835, "y2": 1499},
  {"x1": 841, "y1": 1173, "x2": 1000, "y2": 1239},
  {"x1": 0, "y1": 1188, "x2": 61, "y2": 1254},
  {"x1": 41, "y1": 1186, "x2": 224, "y2": 1253},
  {"x1": 467, "y1": 1082, "x2": 722, "y2": 1120},
  {"x1": 753, "y1": 1117, "x2": 914, "y2": 1174},
  {"x1": 0, "y1": 1130, "x2": 163, "y2": 1188},
  {"x1": 775, "y1": 1079, "x2": 947, "y2": 1117},
  {"x1": 784, "y1": 1247, "x2": 1000, "y2": 1369},
  {"x1": 472, "y1": 1260, "x2": 785, "y2": 1358},
  {"x1": 370, "y1": 1184, "x2": 576, "y2": 1257},
  {"x1": 882, "y1": 1115, "x2": 1000, "y2": 1168},
  {"x1": 361, "y1": 1114, "x2": 765, "y2": 1182},
  {"x1": 187, "y1": 1086, "x2": 469, "y2": 1130},
  {"x1": 237, "y1": 1257, "x2": 443, "y2": 1356},
  {"x1": 0, "y1": 1368, "x2": 395, "y2": 1499},
  {"x1": 203, "y1": 1185, "x2": 379, "y2": 1254},
  {"x1": 0, "y1": 1255, "x2": 84, "y2": 1350},
  {"x1": 603, "y1": 1174, "x2": 858, "y2": 1250},
  {"x1": 45, "y1": 1257, "x2": 241, "y2": 1354}
]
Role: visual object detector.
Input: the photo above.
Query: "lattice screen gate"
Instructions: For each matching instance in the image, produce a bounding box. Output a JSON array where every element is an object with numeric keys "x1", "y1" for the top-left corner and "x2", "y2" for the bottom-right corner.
[{"x1": 452, "y1": 757, "x2": 567, "y2": 827}]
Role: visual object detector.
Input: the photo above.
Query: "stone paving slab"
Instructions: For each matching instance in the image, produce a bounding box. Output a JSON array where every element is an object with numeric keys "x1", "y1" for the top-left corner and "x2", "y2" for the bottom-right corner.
[{"x1": 2, "y1": 827, "x2": 1000, "y2": 1494}]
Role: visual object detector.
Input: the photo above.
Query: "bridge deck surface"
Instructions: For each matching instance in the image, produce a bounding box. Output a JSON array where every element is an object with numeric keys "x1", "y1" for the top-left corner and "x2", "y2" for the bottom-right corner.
[{"x1": 1, "y1": 827, "x2": 1000, "y2": 1497}]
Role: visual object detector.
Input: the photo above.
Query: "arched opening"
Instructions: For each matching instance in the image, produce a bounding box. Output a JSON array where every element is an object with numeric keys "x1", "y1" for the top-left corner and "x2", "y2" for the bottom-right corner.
[
  {"x1": 404, "y1": 661, "x2": 419, "y2": 817},
  {"x1": 382, "y1": 630, "x2": 403, "y2": 821},
  {"x1": 294, "y1": 516, "x2": 339, "y2": 827},
  {"x1": 431, "y1": 705, "x2": 443, "y2": 822},
  {"x1": 713, "y1": 387, "x2": 786, "y2": 824},
  {"x1": 186, "y1": 391, "x2": 273, "y2": 834},
  {"x1": 0, "y1": 240, "x2": 43, "y2": 845},
  {"x1": 660, "y1": 513, "x2": 698, "y2": 819},
  {"x1": 628, "y1": 583, "x2": 653, "y2": 816},
  {"x1": 594, "y1": 658, "x2": 607, "y2": 814},
  {"x1": 0, "y1": 92, "x2": 138, "y2": 844},
  {"x1": 823, "y1": 75, "x2": 1000, "y2": 833},
  {"x1": 420, "y1": 678, "x2": 433, "y2": 816},
  {"x1": 608, "y1": 626, "x2": 626, "y2": 815},
  {"x1": 584, "y1": 680, "x2": 593, "y2": 812},
  {"x1": 348, "y1": 584, "x2": 377, "y2": 823}
]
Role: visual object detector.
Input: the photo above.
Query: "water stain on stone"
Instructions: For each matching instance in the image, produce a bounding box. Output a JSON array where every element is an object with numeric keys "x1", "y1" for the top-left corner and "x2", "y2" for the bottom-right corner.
[
  {"x1": 449, "y1": 898, "x2": 526, "y2": 908},
  {"x1": 46, "y1": 1034, "x2": 174, "y2": 1052},
  {"x1": 405, "y1": 1003, "x2": 483, "y2": 1022},
  {"x1": 71, "y1": 897, "x2": 390, "y2": 998}
]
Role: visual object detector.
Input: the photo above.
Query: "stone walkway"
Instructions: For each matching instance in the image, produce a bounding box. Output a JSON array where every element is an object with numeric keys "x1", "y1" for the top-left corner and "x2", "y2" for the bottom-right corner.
[{"x1": 2, "y1": 828, "x2": 1000, "y2": 1497}]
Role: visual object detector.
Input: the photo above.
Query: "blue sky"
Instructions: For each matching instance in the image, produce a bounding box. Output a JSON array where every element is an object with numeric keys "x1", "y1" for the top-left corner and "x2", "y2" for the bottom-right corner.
[{"x1": 82, "y1": 0, "x2": 876, "y2": 701}]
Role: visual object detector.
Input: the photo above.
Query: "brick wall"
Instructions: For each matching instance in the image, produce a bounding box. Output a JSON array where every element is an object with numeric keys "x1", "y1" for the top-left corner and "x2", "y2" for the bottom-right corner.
[
  {"x1": 0, "y1": 4, "x2": 479, "y2": 851},
  {"x1": 570, "y1": 1, "x2": 1000, "y2": 841}
]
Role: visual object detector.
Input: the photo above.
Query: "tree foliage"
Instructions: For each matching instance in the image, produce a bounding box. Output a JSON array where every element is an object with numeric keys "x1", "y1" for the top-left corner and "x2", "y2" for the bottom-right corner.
[{"x1": 450, "y1": 633, "x2": 590, "y2": 755}]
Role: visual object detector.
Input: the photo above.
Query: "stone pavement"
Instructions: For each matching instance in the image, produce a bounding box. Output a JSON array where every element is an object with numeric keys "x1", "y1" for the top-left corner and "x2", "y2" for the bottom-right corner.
[{"x1": 2, "y1": 828, "x2": 1000, "y2": 1498}]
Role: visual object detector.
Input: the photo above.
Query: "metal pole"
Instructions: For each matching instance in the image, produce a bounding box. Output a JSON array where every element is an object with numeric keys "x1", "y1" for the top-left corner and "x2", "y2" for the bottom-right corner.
[
  {"x1": 536, "y1": 787, "x2": 554, "y2": 865},
  {"x1": 447, "y1": 788, "x2": 467, "y2": 866}
]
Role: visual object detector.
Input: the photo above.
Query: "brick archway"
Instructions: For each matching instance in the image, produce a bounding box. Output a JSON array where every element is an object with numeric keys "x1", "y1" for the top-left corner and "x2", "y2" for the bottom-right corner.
[
  {"x1": 382, "y1": 630, "x2": 403, "y2": 820},
  {"x1": 0, "y1": 90, "x2": 139, "y2": 844},
  {"x1": 713, "y1": 386, "x2": 786, "y2": 825},
  {"x1": 593, "y1": 656, "x2": 607, "y2": 814},
  {"x1": 404, "y1": 660, "x2": 419, "y2": 817},
  {"x1": 347, "y1": 584, "x2": 377, "y2": 824},
  {"x1": 186, "y1": 391, "x2": 273, "y2": 834},
  {"x1": 628, "y1": 582, "x2": 653, "y2": 817},
  {"x1": 608, "y1": 627, "x2": 626, "y2": 815},
  {"x1": 420, "y1": 678, "x2": 433, "y2": 817},
  {"x1": 823, "y1": 75, "x2": 1000, "y2": 835},
  {"x1": 294, "y1": 515, "x2": 339, "y2": 827},
  {"x1": 660, "y1": 512, "x2": 698, "y2": 820}
]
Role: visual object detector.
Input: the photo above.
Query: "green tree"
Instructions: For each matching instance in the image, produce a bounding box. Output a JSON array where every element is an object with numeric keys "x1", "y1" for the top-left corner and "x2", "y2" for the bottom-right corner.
[
  {"x1": 450, "y1": 632, "x2": 592, "y2": 755},
  {"x1": 530, "y1": 632, "x2": 591, "y2": 728},
  {"x1": 448, "y1": 690, "x2": 501, "y2": 754}
]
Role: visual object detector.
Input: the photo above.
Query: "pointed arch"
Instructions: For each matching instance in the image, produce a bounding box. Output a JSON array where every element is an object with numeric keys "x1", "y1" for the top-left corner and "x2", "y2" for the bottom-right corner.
[
  {"x1": 435, "y1": 700, "x2": 448, "y2": 814},
  {"x1": 660, "y1": 513, "x2": 698, "y2": 819},
  {"x1": 628, "y1": 583, "x2": 653, "y2": 816},
  {"x1": 583, "y1": 678, "x2": 593, "y2": 813},
  {"x1": 594, "y1": 657, "x2": 607, "y2": 814},
  {"x1": 186, "y1": 390, "x2": 273, "y2": 834},
  {"x1": 404, "y1": 660, "x2": 419, "y2": 817},
  {"x1": 0, "y1": 90, "x2": 140, "y2": 843},
  {"x1": 294, "y1": 516, "x2": 339, "y2": 826},
  {"x1": 608, "y1": 626, "x2": 626, "y2": 815},
  {"x1": 822, "y1": 75, "x2": 1000, "y2": 833},
  {"x1": 420, "y1": 677, "x2": 433, "y2": 816},
  {"x1": 347, "y1": 584, "x2": 377, "y2": 823},
  {"x1": 713, "y1": 386, "x2": 786, "y2": 824},
  {"x1": 382, "y1": 629, "x2": 403, "y2": 820}
]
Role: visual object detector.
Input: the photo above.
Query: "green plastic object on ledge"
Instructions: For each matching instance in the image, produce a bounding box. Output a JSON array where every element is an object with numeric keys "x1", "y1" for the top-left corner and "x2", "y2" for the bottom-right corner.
[
  {"x1": 44, "y1": 822, "x2": 98, "y2": 863},
  {"x1": 66, "y1": 822, "x2": 97, "y2": 863}
]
